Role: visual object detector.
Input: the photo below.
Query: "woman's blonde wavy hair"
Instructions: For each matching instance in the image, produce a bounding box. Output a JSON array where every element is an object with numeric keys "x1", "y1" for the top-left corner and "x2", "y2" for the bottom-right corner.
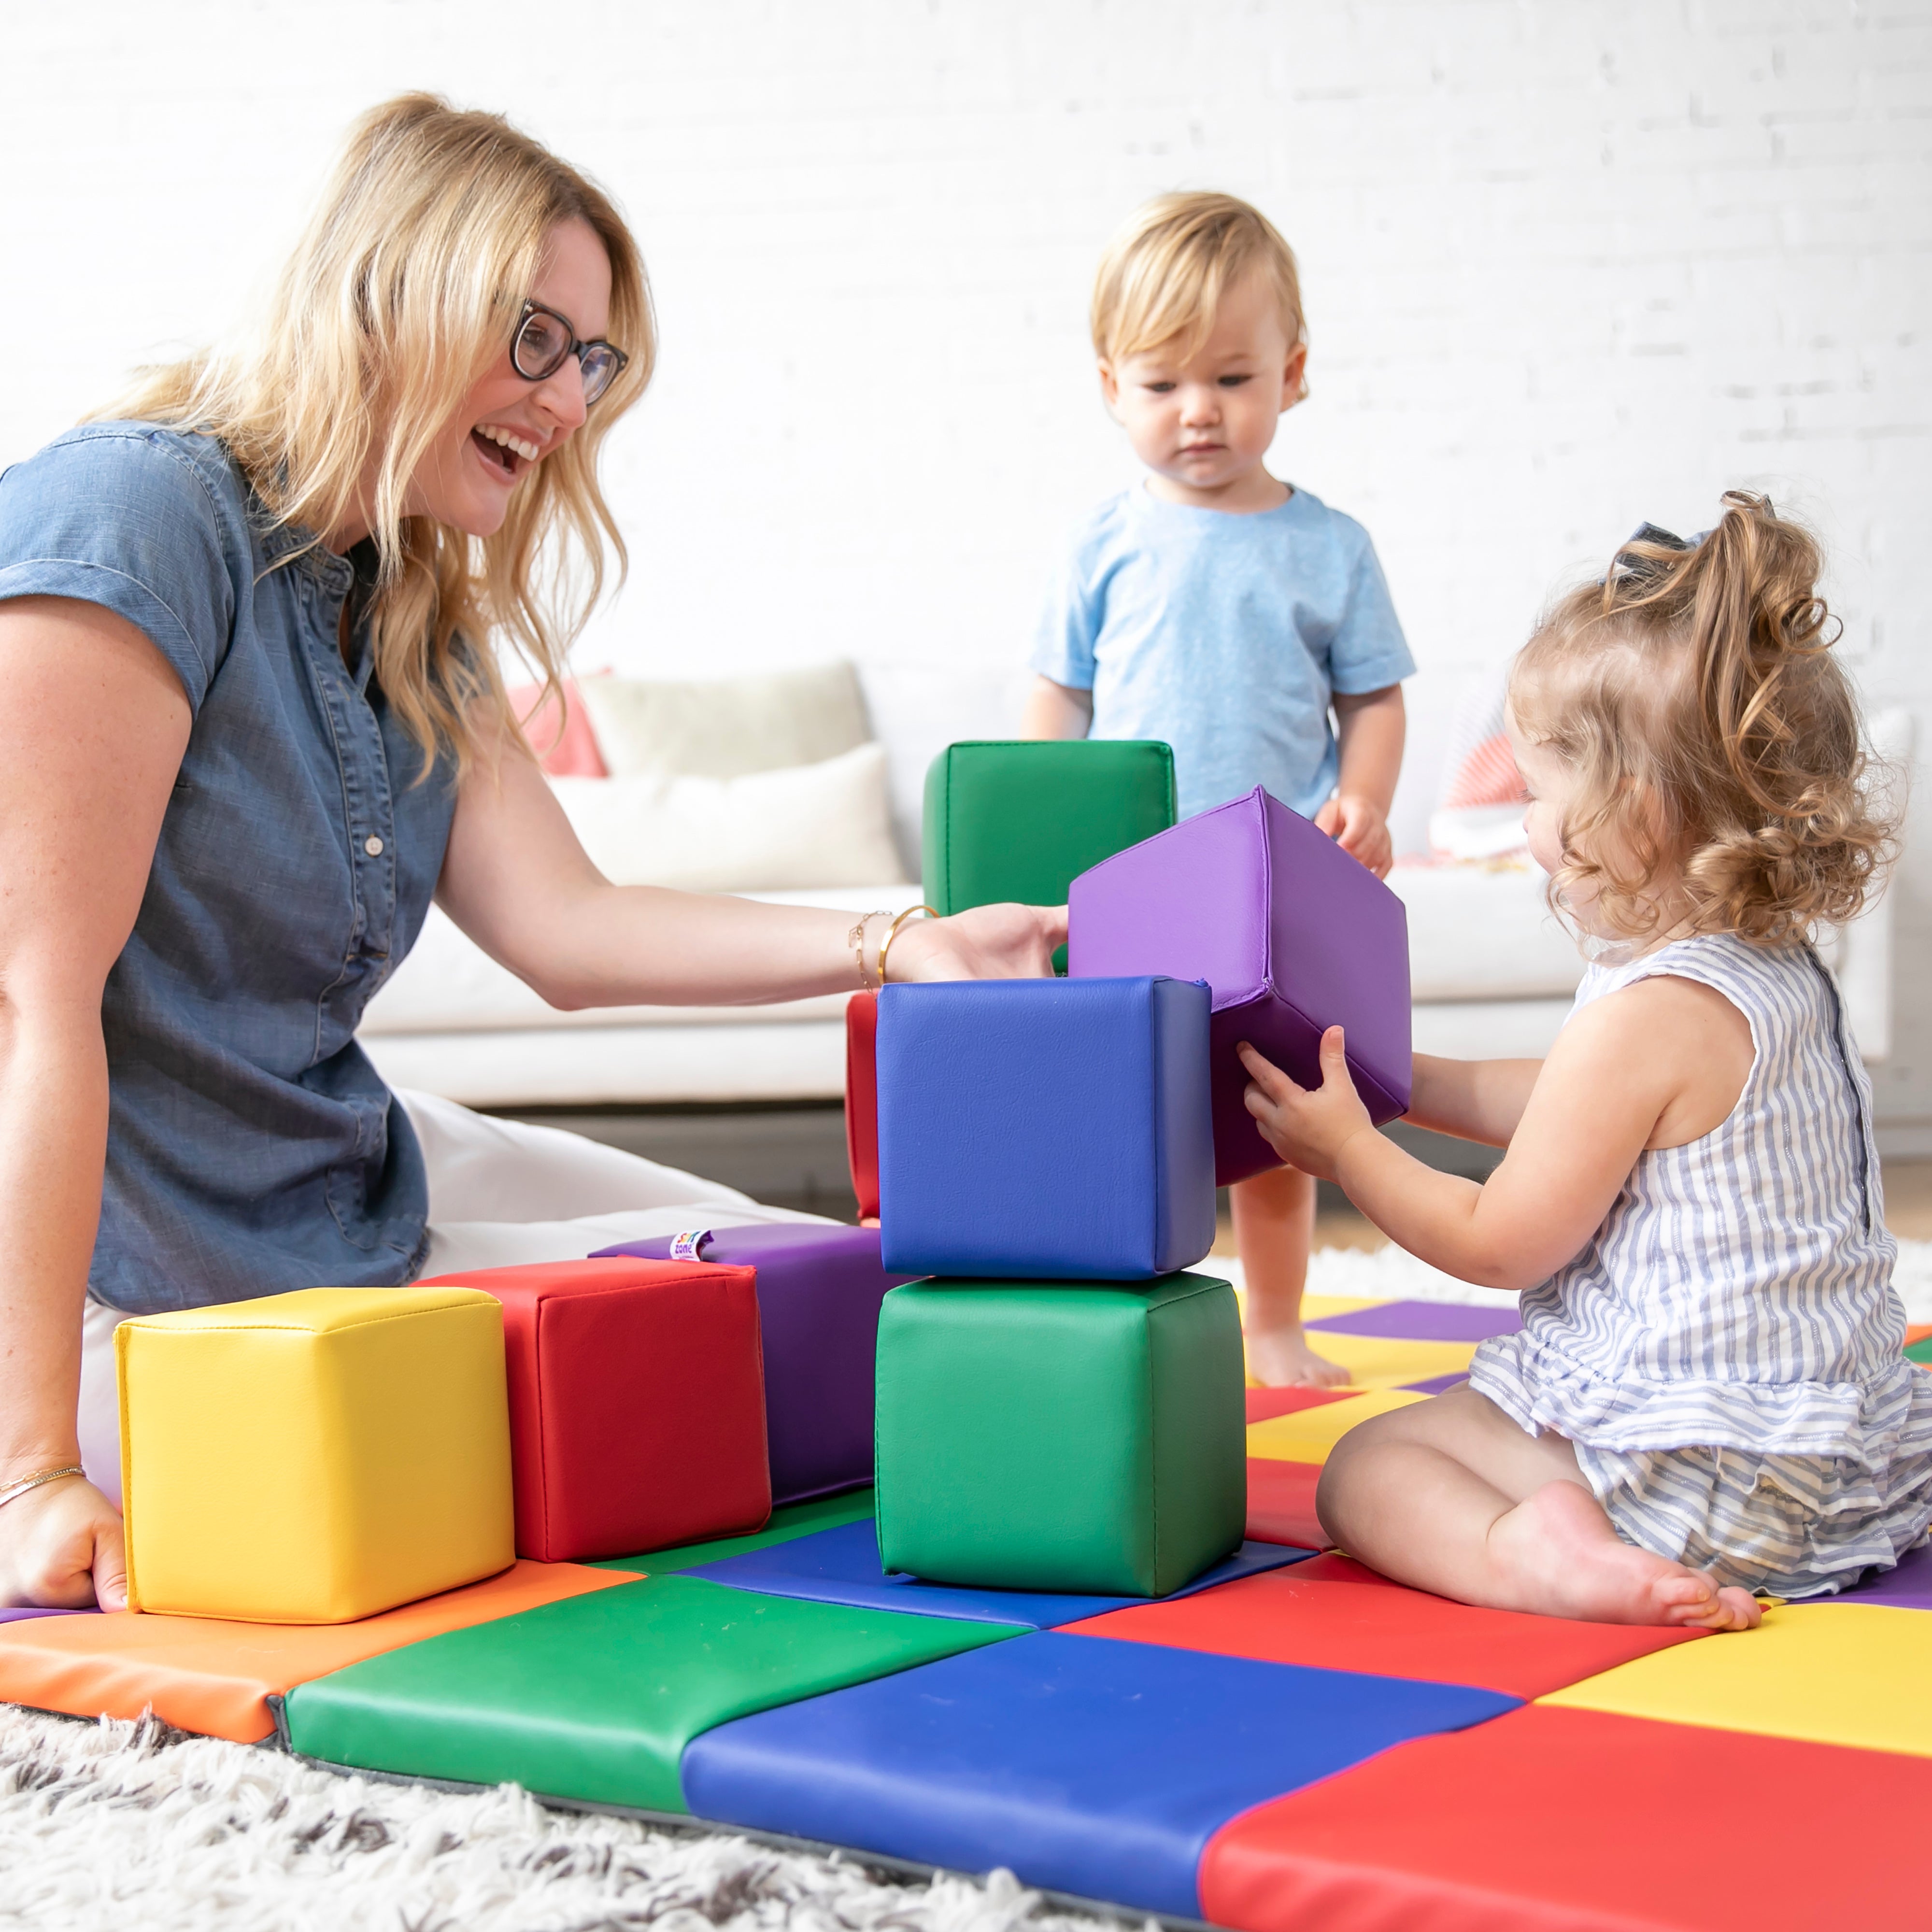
[
  {"x1": 93, "y1": 93, "x2": 653, "y2": 777},
  {"x1": 1509, "y1": 492, "x2": 1899, "y2": 948}
]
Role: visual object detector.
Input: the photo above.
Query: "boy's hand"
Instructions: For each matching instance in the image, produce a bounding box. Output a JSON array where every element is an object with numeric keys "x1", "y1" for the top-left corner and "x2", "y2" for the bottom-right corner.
[
  {"x1": 1238, "y1": 1030, "x2": 1374, "y2": 1182},
  {"x1": 1314, "y1": 793, "x2": 1393, "y2": 877}
]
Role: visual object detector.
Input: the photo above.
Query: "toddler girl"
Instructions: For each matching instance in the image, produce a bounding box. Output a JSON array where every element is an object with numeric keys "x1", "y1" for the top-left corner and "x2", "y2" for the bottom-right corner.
[{"x1": 1239, "y1": 493, "x2": 1928, "y2": 1628}]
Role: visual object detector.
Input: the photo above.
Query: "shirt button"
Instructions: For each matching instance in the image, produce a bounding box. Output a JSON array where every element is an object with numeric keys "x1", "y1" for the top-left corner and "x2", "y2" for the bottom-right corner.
[{"x1": 363, "y1": 835, "x2": 385, "y2": 857}]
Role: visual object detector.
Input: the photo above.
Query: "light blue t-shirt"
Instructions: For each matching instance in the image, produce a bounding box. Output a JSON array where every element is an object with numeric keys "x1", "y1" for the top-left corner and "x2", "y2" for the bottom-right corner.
[{"x1": 1031, "y1": 483, "x2": 1415, "y2": 820}]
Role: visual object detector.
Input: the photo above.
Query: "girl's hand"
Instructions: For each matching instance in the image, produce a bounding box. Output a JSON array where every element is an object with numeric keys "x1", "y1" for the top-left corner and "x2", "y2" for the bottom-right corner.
[
  {"x1": 1239, "y1": 1028, "x2": 1375, "y2": 1181},
  {"x1": 885, "y1": 902, "x2": 1068, "y2": 982},
  {"x1": 0, "y1": 1476, "x2": 127, "y2": 1611}
]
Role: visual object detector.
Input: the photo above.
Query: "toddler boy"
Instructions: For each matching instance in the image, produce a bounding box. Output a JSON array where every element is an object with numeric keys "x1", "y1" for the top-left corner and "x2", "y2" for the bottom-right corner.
[{"x1": 1023, "y1": 191, "x2": 1412, "y2": 1387}]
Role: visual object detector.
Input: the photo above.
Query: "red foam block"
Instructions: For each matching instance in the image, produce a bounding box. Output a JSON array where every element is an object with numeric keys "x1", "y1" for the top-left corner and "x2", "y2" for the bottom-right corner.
[
  {"x1": 1060, "y1": 1562, "x2": 1699, "y2": 1700},
  {"x1": 423, "y1": 1258, "x2": 770, "y2": 1563},
  {"x1": 1200, "y1": 1704, "x2": 1932, "y2": 1932},
  {"x1": 845, "y1": 992, "x2": 880, "y2": 1221}
]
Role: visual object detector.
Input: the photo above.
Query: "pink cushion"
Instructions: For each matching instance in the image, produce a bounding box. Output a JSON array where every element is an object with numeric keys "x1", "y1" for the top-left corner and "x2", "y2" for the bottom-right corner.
[{"x1": 509, "y1": 676, "x2": 609, "y2": 778}]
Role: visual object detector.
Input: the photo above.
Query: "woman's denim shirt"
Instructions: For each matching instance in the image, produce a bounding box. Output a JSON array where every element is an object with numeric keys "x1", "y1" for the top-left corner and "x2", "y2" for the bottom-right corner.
[{"x1": 0, "y1": 424, "x2": 457, "y2": 1312}]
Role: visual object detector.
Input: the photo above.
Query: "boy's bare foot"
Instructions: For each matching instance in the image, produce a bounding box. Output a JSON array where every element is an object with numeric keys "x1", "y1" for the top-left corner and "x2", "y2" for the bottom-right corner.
[
  {"x1": 1245, "y1": 1324, "x2": 1351, "y2": 1389},
  {"x1": 1487, "y1": 1479, "x2": 1762, "y2": 1631}
]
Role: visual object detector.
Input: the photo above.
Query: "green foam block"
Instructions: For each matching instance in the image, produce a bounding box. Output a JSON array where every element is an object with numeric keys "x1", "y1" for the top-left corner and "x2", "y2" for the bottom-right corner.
[
  {"x1": 921, "y1": 740, "x2": 1176, "y2": 922},
  {"x1": 283, "y1": 1573, "x2": 1011, "y2": 1813},
  {"x1": 875, "y1": 1274, "x2": 1247, "y2": 1598}
]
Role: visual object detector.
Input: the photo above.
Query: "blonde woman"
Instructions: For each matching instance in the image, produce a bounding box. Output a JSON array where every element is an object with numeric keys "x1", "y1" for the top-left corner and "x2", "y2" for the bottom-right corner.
[{"x1": 0, "y1": 97, "x2": 1061, "y2": 1612}]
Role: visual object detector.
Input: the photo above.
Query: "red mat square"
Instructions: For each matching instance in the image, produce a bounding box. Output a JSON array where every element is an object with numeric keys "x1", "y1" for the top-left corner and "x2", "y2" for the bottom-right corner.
[
  {"x1": 1059, "y1": 1563, "x2": 1698, "y2": 1700},
  {"x1": 1245, "y1": 1387, "x2": 1352, "y2": 1424},
  {"x1": 1199, "y1": 1704, "x2": 1932, "y2": 1932},
  {"x1": 1244, "y1": 1458, "x2": 1327, "y2": 1550}
]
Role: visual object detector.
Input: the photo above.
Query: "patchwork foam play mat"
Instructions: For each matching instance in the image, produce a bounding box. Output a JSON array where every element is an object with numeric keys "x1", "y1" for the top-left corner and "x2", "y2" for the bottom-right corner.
[{"x1": 9, "y1": 1290, "x2": 1932, "y2": 1932}]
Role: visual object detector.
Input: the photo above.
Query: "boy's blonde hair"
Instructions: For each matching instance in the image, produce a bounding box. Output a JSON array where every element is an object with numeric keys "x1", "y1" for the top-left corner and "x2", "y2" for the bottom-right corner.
[
  {"x1": 1510, "y1": 492, "x2": 1898, "y2": 947},
  {"x1": 1090, "y1": 192, "x2": 1307, "y2": 390},
  {"x1": 95, "y1": 93, "x2": 653, "y2": 777}
]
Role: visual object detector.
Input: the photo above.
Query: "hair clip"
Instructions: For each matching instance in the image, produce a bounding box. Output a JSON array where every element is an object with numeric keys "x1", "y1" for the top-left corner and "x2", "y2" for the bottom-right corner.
[{"x1": 1611, "y1": 521, "x2": 1705, "y2": 587}]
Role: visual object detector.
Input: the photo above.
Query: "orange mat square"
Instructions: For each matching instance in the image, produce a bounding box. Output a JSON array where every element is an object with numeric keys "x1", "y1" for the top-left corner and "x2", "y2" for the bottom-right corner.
[
  {"x1": 1198, "y1": 1704, "x2": 1932, "y2": 1932},
  {"x1": 0, "y1": 1559, "x2": 636, "y2": 1743},
  {"x1": 1059, "y1": 1563, "x2": 1699, "y2": 1700}
]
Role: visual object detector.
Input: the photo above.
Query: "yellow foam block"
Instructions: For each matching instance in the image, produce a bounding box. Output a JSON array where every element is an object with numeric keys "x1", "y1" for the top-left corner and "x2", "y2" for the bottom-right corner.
[
  {"x1": 1288, "y1": 1332, "x2": 1477, "y2": 1391},
  {"x1": 1246, "y1": 1389, "x2": 1428, "y2": 1464},
  {"x1": 119, "y1": 1286, "x2": 514, "y2": 1624},
  {"x1": 1542, "y1": 1604, "x2": 1932, "y2": 1758}
]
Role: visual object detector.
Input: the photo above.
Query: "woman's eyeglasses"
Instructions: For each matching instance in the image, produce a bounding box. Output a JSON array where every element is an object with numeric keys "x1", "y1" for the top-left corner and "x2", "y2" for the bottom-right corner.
[{"x1": 512, "y1": 300, "x2": 628, "y2": 406}]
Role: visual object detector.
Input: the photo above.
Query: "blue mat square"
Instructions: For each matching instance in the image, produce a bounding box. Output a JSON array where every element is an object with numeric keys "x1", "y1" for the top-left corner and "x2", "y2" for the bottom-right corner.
[
  {"x1": 681, "y1": 1630, "x2": 1518, "y2": 1917},
  {"x1": 686, "y1": 1520, "x2": 1310, "y2": 1629}
]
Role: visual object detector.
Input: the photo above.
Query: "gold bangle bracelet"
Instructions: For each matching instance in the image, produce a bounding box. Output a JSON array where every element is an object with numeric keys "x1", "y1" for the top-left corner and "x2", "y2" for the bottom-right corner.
[
  {"x1": 847, "y1": 910, "x2": 893, "y2": 991},
  {"x1": 0, "y1": 1464, "x2": 84, "y2": 1513},
  {"x1": 878, "y1": 904, "x2": 939, "y2": 985}
]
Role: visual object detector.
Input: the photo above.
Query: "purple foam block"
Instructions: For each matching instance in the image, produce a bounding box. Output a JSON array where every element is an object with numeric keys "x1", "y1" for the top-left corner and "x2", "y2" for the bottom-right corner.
[
  {"x1": 1832, "y1": 1540, "x2": 1932, "y2": 1610},
  {"x1": 592, "y1": 1224, "x2": 918, "y2": 1506},
  {"x1": 1068, "y1": 786, "x2": 1411, "y2": 1186},
  {"x1": 1307, "y1": 1300, "x2": 1522, "y2": 1343}
]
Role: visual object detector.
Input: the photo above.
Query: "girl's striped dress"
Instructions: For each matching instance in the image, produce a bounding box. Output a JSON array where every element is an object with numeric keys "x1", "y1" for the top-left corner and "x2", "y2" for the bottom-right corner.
[{"x1": 1468, "y1": 931, "x2": 1932, "y2": 1597}]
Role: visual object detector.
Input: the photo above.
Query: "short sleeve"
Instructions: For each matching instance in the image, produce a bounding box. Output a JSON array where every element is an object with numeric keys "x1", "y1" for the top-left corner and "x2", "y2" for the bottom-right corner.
[
  {"x1": 1327, "y1": 531, "x2": 1416, "y2": 696},
  {"x1": 0, "y1": 428, "x2": 238, "y2": 714},
  {"x1": 1029, "y1": 533, "x2": 1103, "y2": 692}
]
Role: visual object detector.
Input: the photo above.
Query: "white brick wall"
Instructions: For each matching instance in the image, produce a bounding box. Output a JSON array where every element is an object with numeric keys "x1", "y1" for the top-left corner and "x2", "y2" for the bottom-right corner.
[{"x1": 7, "y1": 0, "x2": 1931, "y2": 1133}]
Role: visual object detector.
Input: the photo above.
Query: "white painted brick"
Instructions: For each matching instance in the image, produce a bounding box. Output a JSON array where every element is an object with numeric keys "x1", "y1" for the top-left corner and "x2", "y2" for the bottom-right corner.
[{"x1": 1, "y1": 0, "x2": 1929, "y2": 1123}]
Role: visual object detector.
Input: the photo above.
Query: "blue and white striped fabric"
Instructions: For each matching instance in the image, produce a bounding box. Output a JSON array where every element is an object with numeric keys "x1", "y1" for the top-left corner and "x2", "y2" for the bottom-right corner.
[{"x1": 1470, "y1": 932, "x2": 1932, "y2": 1597}]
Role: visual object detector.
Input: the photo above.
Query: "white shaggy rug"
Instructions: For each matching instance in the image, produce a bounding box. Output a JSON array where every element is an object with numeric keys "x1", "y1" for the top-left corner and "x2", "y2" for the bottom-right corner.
[{"x1": 0, "y1": 1707, "x2": 1129, "y2": 1932}]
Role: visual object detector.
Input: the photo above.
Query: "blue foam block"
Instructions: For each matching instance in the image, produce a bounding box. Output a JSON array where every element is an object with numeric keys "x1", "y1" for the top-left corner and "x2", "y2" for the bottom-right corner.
[
  {"x1": 681, "y1": 1631, "x2": 1519, "y2": 1917},
  {"x1": 687, "y1": 1520, "x2": 1310, "y2": 1628},
  {"x1": 876, "y1": 976, "x2": 1214, "y2": 1280}
]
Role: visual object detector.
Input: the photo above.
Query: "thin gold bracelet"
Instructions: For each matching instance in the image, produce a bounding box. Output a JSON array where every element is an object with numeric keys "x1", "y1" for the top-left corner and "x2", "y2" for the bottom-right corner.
[
  {"x1": 847, "y1": 910, "x2": 893, "y2": 991},
  {"x1": 878, "y1": 904, "x2": 939, "y2": 984},
  {"x1": 0, "y1": 1464, "x2": 84, "y2": 1513}
]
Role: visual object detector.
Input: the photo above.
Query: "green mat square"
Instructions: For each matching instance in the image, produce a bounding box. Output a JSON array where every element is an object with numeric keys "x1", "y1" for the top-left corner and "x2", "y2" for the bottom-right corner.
[
  {"x1": 875, "y1": 1274, "x2": 1246, "y2": 1598},
  {"x1": 588, "y1": 1489, "x2": 875, "y2": 1572},
  {"x1": 284, "y1": 1573, "x2": 1013, "y2": 1813},
  {"x1": 921, "y1": 740, "x2": 1176, "y2": 928}
]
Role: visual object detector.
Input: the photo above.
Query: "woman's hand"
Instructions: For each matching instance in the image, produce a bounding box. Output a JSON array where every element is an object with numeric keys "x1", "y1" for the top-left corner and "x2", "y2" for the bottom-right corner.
[
  {"x1": 0, "y1": 1477, "x2": 127, "y2": 1611},
  {"x1": 1238, "y1": 1029, "x2": 1375, "y2": 1182},
  {"x1": 885, "y1": 903, "x2": 1068, "y2": 982}
]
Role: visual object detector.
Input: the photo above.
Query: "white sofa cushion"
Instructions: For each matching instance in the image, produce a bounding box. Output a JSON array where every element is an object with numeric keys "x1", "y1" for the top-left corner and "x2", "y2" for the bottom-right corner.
[
  {"x1": 1388, "y1": 860, "x2": 1585, "y2": 1003},
  {"x1": 579, "y1": 662, "x2": 872, "y2": 779},
  {"x1": 550, "y1": 744, "x2": 910, "y2": 893}
]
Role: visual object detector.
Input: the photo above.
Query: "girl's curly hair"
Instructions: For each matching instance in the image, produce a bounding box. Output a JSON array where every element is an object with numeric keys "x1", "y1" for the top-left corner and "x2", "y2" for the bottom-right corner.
[{"x1": 1509, "y1": 491, "x2": 1900, "y2": 947}]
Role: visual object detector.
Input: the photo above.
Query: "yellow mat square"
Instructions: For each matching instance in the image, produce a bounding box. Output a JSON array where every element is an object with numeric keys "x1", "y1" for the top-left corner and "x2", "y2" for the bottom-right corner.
[
  {"x1": 1245, "y1": 1389, "x2": 1427, "y2": 1464},
  {"x1": 1541, "y1": 1603, "x2": 1932, "y2": 1758},
  {"x1": 1286, "y1": 1332, "x2": 1477, "y2": 1391},
  {"x1": 1296, "y1": 1293, "x2": 1386, "y2": 1321}
]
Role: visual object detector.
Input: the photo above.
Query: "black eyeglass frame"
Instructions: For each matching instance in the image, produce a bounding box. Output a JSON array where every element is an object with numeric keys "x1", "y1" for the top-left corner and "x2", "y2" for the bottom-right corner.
[{"x1": 512, "y1": 299, "x2": 629, "y2": 405}]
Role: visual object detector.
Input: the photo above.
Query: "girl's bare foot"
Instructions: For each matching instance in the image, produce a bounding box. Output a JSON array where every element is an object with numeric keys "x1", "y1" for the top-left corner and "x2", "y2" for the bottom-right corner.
[
  {"x1": 1246, "y1": 1323, "x2": 1350, "y2": 1389},
  {"x1": 1486, "y1": 1479, "x2": 1762, "y2": 1630}
]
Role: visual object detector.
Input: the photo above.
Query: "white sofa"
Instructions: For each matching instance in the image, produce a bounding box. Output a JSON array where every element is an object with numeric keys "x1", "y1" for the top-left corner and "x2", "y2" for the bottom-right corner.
[{"x1": 358, "y1": 688, "x2": 1905, "y2": 1107}]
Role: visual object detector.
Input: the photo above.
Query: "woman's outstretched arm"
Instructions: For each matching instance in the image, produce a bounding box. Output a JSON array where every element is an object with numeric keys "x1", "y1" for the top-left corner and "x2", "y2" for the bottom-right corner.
[
  {"x1": 0, "y1": 597, "x2": 190, "y2": 1609},
  {"x1": 437, "y1": 729, "x2": 1068, "y2": 1006}
]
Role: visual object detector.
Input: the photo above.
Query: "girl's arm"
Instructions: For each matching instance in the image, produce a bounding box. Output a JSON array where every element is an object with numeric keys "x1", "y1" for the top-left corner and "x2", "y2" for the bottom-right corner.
[
  {"x1": 436, "y1": 739, "x2": 1067, "y2": 1010},
  {"x1": 1239, "y1": 974, "x2": 1751, "y2": 1291},
  {"x1": 1019, "y1": 676, "x2": 1093, "y2": 740},
  {"x1": 1405, "y1": 1052, "x2": 1545, "y2": 1148},
  {"x1": 0, "y1": 597, "x2": 191, "y2": 1610},
  {"x1": 1315, "y1": 683, "x2": 1404, "y2": 877}
]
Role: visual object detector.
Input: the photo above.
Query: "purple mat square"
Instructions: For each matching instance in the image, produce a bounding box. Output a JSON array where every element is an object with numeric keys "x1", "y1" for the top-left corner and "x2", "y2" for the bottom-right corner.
[
  {"x1": 1400, "y1": 1372, "x2": 1473, "y2": 1396},
  {"x1": 0, "y1": 1606, "x2": 97, "y2": 1623},
  {"x1": 1307, "y1": 1299, "x2": 1521, "y2": 1343},
  {"x1": 1832, "y1": 1540, "x2": 1932, "y2": 1609}
]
